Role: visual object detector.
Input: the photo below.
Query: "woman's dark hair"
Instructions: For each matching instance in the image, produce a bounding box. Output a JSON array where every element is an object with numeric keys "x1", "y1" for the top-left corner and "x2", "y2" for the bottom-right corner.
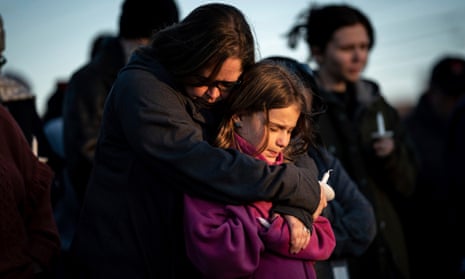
[
  {"x1": 148, "y1": 3, "x2": 255, "y2": 84},
  {"x1": 287, "y1": 4, "x2": 375, "y2": 60}
]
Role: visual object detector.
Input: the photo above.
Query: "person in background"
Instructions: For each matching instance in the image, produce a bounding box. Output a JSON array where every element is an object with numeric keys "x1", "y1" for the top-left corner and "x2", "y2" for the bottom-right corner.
[
  {"x1": 403, "y1": 56, "x2": 465, "y2": 278},
  {"x1": 43, "y1": 31, "x2": 118, "y2": 279},
  {"x1": 42, "y1": 80, "x2": 68, "y2": 205},
  {"x1": 0, "y1": 104, "x2": 61, "y2": 279},
  {"x1": 88, "y1": 32, "x2": 114, "y2": 61},
  {"x1": 184, "y1": 59, "x2": 335, "y2": 279},
  {"x1": 62, "y1": 0, "x2": 179, "y2": 204},
  {"x1": 42, "y1": 33, "x2": 115, "y2": 188},
  {"x1": 69, "y1": 3, "x2": 322, "y2": 278},
  {"x1": 0, "y1": 13, "x2": 54, "y2": 165},
  {"x1": 287, "y1": 3, "x2": 418, "y2": 279},
  {"x1": 267, "y1": 55, "x2": 377, "y2": 279},
  {"x1": 445, "y1": 90, "x2": 465, "y2": 279}
]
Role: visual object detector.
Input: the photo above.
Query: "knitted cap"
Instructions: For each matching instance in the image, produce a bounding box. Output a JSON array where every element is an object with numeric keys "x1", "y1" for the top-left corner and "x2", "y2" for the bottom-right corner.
[
  {"x1": 430, "y1": 56, "x2": 465, "y2": 96},
  {"x1": 118, "y1": 0, "x2": 179, "y2": 39}
]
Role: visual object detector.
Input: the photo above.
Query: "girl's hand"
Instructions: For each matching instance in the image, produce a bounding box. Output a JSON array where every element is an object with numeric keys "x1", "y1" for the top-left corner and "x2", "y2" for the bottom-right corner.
[{"x1": 283, "y1": 214, "x2": 311, "y2": 254}]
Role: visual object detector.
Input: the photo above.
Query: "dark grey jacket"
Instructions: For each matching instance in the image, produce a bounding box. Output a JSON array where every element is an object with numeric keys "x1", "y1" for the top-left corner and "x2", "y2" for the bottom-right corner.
[
  {"x1": 316, "y1": 77, "x2": 418, "y2": 279},
  {"x1": 69, "y1": 48, "x2": 321, "y2": 278},
  {"x1": 309, "y1": 147, "x2": 376, "y2": 279}
]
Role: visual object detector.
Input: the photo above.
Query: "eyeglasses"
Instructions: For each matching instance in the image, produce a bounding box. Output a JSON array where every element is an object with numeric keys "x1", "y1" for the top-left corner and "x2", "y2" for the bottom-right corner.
[{"x1": 187, "y1": 76, "x2": 242, "y2": 95}]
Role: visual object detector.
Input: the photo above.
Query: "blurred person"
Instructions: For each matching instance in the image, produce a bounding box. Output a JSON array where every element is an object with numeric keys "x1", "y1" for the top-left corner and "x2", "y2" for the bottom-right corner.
[
  {"x1": 44, "y1": 32, "x2": 117, "y2": 279},
  {"x1": 184, "y1": 59, "x2": 335, "y2": 279},
  {"x1": 89, "y1": 32, "x2": 114, "y2": 60},
  {"x1": 0, "y1": 13, "x2": 64, "y2": 213},
  {"x1": 404, "y1": 56, "x2": 465, "y2": 278},
  {"x1": 0, "y1": 104, "x2": 61, "y2": 279},
  {"x1": 41, "y1": 80, "x2": 76, "y2": 279},
  {"x1": 287, "y1": 3, "x2": 418, "y2": 279},
  {"x1": 446, "y1": 92, "x2": 465, "y2": 279},
  {"x1": 62, "y1": 0, "x2": 179, "y2": 204},
  {"x1": 69, "y1": 3, "x2": 322, "y2": 278},
  {"x1": 42, "y1": 80, "x2": 67, "y2": 137},
  {"x1": 0, "y1": 13, "x2": 53, "y2": 162},
  {"x1": 43, "y1": 33, "x2": 114, "y2": 172},
  {"x1": 267, "y1": 55, "x2": 377, "y2": 279}
]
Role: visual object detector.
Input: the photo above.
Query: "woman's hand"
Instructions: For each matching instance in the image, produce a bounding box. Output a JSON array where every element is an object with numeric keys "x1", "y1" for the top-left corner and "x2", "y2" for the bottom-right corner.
[{"x1": 312, "y1": 184, "x2": 328, "y2": 220}]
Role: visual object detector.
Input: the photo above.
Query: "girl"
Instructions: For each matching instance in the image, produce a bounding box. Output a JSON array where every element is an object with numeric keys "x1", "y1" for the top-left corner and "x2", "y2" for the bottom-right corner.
[{"x1": 184, "y1": 59, "x2": 335, "y2": 279}]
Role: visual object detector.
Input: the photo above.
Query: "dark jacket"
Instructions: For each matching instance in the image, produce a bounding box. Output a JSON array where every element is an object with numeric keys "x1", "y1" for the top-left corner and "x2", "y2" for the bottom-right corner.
[
  {"x1": 316, "y1": 77, "x2": 417, "y2": 279},
  {"x1": 445, "y1": 97, "x2": 465, "y2": 278},
  {"x1": 63, "y1": 36, "x2": 125, "y2": 203},
  {"x1": 309, "y1": 147, "x2": 377, "y2": 279},
  {"x1": 402, "y1": 93, "x2": 455, "y2": 276},
  {"x1": 68, "y1": 48, "x2": 321, "y2": 278}
]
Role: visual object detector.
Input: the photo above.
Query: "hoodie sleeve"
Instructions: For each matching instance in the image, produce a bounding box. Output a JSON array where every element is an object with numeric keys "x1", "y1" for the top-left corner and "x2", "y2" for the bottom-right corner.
[
  {"x1": 258, "y1": 214, "x2": 335, "y2": 261},
  {"x1": 184, "y1": 195, "x2": 265, "y2": 279}
]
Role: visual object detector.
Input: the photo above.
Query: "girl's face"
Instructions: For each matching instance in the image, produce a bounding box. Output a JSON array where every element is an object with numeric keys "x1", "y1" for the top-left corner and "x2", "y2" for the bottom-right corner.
[
  {"x1": 185, "y1": 57, "x2": 242, "y2": 103},
  {"x1": 318, "y1": 23, "x2": 370, "y2": 83},
  {"x1": 236, "y1": 104, "x2": 300, "y2": 163}
]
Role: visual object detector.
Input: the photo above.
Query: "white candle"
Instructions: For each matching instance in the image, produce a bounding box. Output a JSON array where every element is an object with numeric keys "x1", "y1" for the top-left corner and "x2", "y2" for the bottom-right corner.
[
  {"x1": 376, "y1": 112, "x2": 386, "y2": 135},
  {"x1": 321, "y1": 169, "x2": 333, "y2": 184},
  {"x1": 320, "y1": 169, "x2": 335, "y2": 201},
  {"x1": 32, "y1": 135, "x2": 38, "y2": 157}
]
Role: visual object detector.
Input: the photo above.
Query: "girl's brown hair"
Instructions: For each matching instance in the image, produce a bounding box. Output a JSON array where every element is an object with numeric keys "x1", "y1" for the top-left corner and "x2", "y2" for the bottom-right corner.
[{"x1": 215, "y1": 59, "x2": 315, "y2": 161}]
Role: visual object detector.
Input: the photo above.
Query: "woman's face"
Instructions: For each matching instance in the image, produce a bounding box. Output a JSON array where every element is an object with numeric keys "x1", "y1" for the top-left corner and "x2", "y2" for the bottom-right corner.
[
  {"x1": 185, "y1": 57, "x2": 242, "y2": 103},
  {"x1": 318, "y1": 23, "x2": 370, "y2": 83},
  {"x1": 236, "y1": 104, "x2": 300, "y2": 163}
]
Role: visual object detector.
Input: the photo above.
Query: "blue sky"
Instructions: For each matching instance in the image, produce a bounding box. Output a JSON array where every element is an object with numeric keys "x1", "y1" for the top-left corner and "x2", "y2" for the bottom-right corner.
[{"x1": 2, "y1": 0, "x2": 465, "y2": 115}]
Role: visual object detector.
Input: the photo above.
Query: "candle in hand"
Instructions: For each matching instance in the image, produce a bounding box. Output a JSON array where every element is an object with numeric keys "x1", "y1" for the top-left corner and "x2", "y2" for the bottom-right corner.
[
  {"x1": 320, "y1": 169, "x2": 335, "y2": 201},
  {"x1": 372, "y1": 111, "x2": 393, "y2": 138},
  {"x1": 376, "y1": 112, "x2": 386, "y2": 135},
  {"x1": 32, "y1": 136, "x2": 38, "y2": 157},
  {"x1": 321, "y1": 169, "x2": 332, "y2": 184}
]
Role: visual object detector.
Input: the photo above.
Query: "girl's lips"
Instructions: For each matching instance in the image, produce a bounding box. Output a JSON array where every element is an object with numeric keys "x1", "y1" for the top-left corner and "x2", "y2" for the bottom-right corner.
[{"x1": 267, "y1": 149, "x2": 278, "y2": 156}]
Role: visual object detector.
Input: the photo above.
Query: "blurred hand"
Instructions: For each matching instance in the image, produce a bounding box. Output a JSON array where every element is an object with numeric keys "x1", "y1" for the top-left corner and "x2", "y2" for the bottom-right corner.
[{"x1": 373, "y1": 137, "x2": 395, "y2": 157}]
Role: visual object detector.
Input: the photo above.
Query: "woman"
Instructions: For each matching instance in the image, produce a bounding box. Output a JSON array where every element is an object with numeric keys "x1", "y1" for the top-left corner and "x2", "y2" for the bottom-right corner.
[
  {"x1": 287, "y1": 4, "x2": 418, "y2": 279},
  {"x1": 69, "y1": 4, "x2": 321, "y2": 278},
  {"x1": 184, "y1": 59, "x2": 335, "y2": 279}
]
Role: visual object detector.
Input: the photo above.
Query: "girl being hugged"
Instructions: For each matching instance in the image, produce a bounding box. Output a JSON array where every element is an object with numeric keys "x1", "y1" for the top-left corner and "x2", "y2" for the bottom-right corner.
[{"x1": 184, "y1": 59, "x2": 335, "y2": 279}]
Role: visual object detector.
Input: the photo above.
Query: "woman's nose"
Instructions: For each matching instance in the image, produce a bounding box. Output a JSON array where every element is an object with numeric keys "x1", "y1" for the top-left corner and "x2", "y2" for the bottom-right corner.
[{"x1": 206, "y1": 87, "x2": 221, "y2": 101}]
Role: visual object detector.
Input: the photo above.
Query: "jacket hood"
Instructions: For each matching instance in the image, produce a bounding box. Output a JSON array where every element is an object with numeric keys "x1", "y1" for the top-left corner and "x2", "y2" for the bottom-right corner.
[{"x1": 123, "y1": 47, "x2": 179, "y2": 90}]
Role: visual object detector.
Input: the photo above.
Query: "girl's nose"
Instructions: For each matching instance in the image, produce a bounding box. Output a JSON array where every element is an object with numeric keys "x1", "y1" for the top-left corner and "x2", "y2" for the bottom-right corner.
[{"x1": 276, "y1": 133, "x2": 290, "y2": 148}]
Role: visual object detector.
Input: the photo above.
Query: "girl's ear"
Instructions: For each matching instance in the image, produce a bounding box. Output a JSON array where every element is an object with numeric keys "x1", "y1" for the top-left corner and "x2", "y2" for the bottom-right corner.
[{"x1": 232, "y1": 114, "x2": 242, "y2": 128}]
